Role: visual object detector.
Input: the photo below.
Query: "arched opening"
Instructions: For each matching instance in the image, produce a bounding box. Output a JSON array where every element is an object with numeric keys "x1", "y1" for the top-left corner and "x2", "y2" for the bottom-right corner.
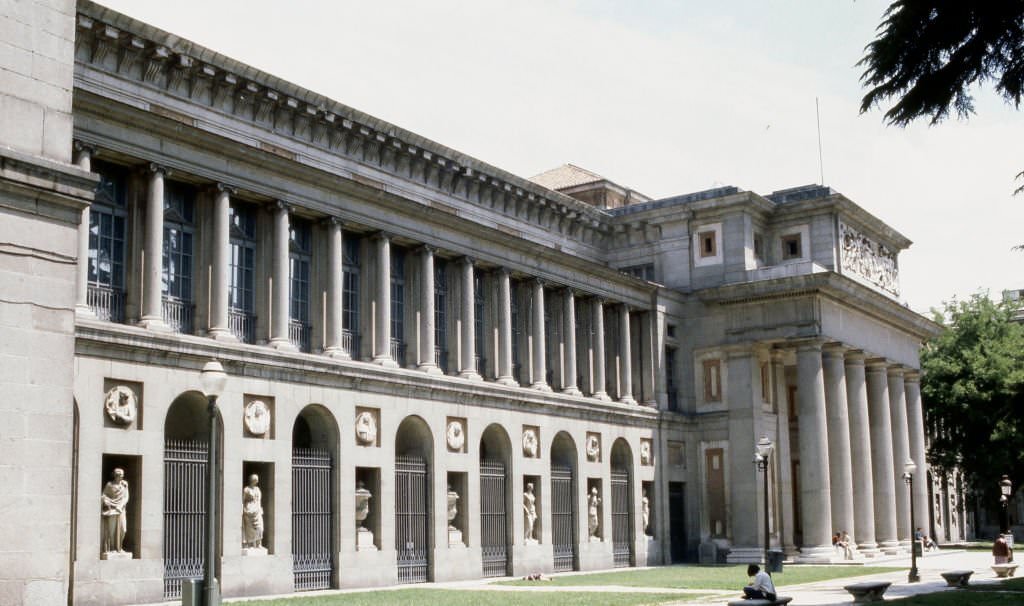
[
  {"x1": 610, "y1": 438, "x2": 635, "y2": 567},
  {"x1": 395, "y1": 415, "x2": 433, "y2": 583},
  {"x1": 550, "y1": 431, "x2": 579, "y2": 572},
  {"x1": 163, "y1": 390, "x2": 220, "y2": 599},
  {"x1": 291, "y1": 404, "x2": 338, "y2": 591},
  {"x1": 479, "y1": 424, "x2": 512, "y2": 577}
]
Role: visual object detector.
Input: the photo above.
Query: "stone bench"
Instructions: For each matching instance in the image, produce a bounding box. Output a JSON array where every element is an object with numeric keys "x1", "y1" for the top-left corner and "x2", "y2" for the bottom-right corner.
[
  {"x1": 940, "y1": 570, "x2": 973, "y2": 587},
  {"x1": 726, "y1": 597, "x2": 792, "y2": 606},
  {"x1": 992, "y1": 563, "x2": 1018, "y2": 578},
  {"x1": 842, "y1": 581, "x2": 892, "y2": 603}
]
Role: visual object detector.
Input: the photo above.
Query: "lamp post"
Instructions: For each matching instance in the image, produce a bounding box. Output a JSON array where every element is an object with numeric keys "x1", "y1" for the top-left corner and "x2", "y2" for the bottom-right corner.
[
  {"x1": 1000, "y1": 475, "x2": 1013, "y2": 536},
  {"x1": 755, "y1": 435, "x2": 773, "y2": 570},
  {"x1": 200, "y1": 360, "x2": 227, "y2": 606},
  {"x1": 902, "y1": 459, "x2": 919, "y2": 583}
]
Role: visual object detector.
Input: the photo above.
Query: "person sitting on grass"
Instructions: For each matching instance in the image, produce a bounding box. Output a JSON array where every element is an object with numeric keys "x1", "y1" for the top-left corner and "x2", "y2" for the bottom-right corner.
[{"x1": 743, "y1": 563, "x2": 776, "y2": 601}]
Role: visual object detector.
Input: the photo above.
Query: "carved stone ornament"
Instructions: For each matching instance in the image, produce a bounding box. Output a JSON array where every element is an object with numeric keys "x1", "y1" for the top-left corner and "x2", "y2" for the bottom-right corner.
[
  {"x1": 839, "y1": 220, "x2": 900, "y2": 296},
  {"x1": 522, "y1": 428, "x2": 539, "y2": 459},
  {"x1": 640, "y1": 440, "x2": 652, "y2": 466},
  {"x1": 104, "y1": 385, "x2": 137, "y2": 426},
  {"x1": 355, "y1": 411, "x2": 377, "y2": 446},
  {"x1": 586, "y1": 434, "x2": 601, "y2": 462},
  {"x1": 243, "y1": 400, "x2": 271, "y2": 436},
  {"x1": 446, "y1": 420, "x2": 465, "y2": 452}
]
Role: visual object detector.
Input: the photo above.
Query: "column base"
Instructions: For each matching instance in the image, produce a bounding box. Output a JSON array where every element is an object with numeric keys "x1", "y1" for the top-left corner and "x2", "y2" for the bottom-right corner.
[
  {"x1": 796, "y1": 545, "x2": 837, "y2": 563},
  {"x1": 531, "y1": 382, "x2": 552, "y2": 392},
  {"x1": 458, "y1": 370, "x2": 482, "y2": 381},
  {"x1": 137, "y1": 315, "x2": 169, "y2": 331},
  {"x1": 592, "y1": 391, "x2": 611, "y2": 401},
  {"x1": 562, "y1": 386, "x2": 582, "y2": 396},
  {"x1": 418, "y1": 363, "x2": 443, "y2": 375},
  {"x1": 324, "y1": 347, "x2": 351, "y2": 360},
  {"x1": 619, "y1": 396, "x2": 637, "y2": 405},
  {"x1": 856, "y1": 541, "x2": 881, "y2": 558},
  {"x1": 208, "y1": 328, "x2": 238, "y2": 342},
  {"x1": 373, "y1": 354, "x2": 399, "y2": 368},
  {"x1": 270, "y1": 338, "x2": 297, "y2": 352},
  {"x1": 783, "y1": 544, "x2": 800, "y2": 558},
  {"x1": 496, "y1": 376, "x2": 519, "y2": 387},
  {"x1": 725, "y1": 547, "x2": 764, "y2": 564},
  {"x1": 878, "y1": 539, "x2": 901, "y2": 555}
]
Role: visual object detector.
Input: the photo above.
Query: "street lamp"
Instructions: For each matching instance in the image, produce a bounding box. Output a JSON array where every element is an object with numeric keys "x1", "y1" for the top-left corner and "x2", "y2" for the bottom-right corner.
[
  {"x1": 755, "y1": 435, "x2": 773, "y2": 571},
  {"x1": 200, "y1": 360, "x2": 227, "y2": 606},
  {"x1": 902, "y1": 459, "x2": 919, "y2": 583},
  {"x1": 1000, "y1": 475, "x2": 1013, "y2": 536}
]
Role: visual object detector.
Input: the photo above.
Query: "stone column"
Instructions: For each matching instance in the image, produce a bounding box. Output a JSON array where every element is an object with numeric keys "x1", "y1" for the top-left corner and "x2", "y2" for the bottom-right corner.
[
  {"x1": 888, "y1": 366, "x2": 911, "y2": 546},
  {"x1": 592, "y1": 298, "x2": 610, "y2": 400},
  {"x1": 530, "y1": 279, "x2": 550, "y2": 391},
  {"x1": 823, "y1": 344, "x2": 856, "y2": 555},
  {"x1": 641, "y1": 310, "x2": 657, "y2": 406},
  {"x1": 562, "y1": 288, "x2": 581, "y2": 395},
  {"x1": 73, "y1": 141, "x2": 94, "y2": 317},
  {"x1": 771, "y1": 351, "x2": 798, "y2": 556},
  {"x1": 417, "y1": 246, "x2": 441, "y2": 373},
  {"x1": 496, "y1": 268, "x2": 517, "y2": 386},
  {"x1": 269, "y1": 201, "x2": 294, "y2": 350},
  {"x1": 372, "y1": 233, "x2": 396, "y2": 366},
  {"x1": 866, "y1": 360, "x2": 899, "y2": 554},
  {"x1": 208, "y1": 184, "x2": 235, "y2": 341},
  {"x1": 844, "y1": 351, "x2": 879, "y2": 556},
  {"x1": 139, "y1": 164, "x2": 167, "y2": 330},
  {"x1": 458, "y1": 257, "x2": 481, "y2": 379},
  {"x1": 905, "y1": 372, "x2": 930, "y2": 533},
  {"x1": 618, "y1": 304, "x2": 636, "y2": 404},
  {"x1": 324, "y1": 217, "x2": 348, "y2": 358},
  {"x1": 795, "y1": 341, "x2": 834, "y2": 562},
  {"x1": 724, "y1": 348, "x2": 761, "y2": 563}
]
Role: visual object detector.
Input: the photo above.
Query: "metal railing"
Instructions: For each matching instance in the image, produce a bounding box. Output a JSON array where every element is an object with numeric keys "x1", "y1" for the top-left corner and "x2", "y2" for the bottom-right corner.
[
  {"x1": 162, "y1": 297, "x2": 194, "y2": 334},
  {"x1": 551, "y1": 465, "x2": 576, "y2": 572},
  {"x1": 396, "y1": 455, "x2": 429, "y2": 583},
  {"x1": 480, "y1": 460, "x2": 509, "y2": 577},
  {"x1": 228, "y1": 308, "x2": 255, "y2": 343},
  {"x1": 434, "y1": 347, "x2": 448, "y2": 374},
  {"x1": 341, "y1": 329, "x2": 360, "y2": 359},
  {"x1": 611, "y1": 468, "x2": 633, "y2": 567},
  {"x1": 390, "y1": 339, "x2": 406, "y2": 367},
  {"x1": 87, "y1": 284, "x2": 125, "y2": 323},
  {"x1": 667, "y1": 389, "x2": 680, "y2": 411},
  {"x1": 474, "y1": 355, "x2": 486, "y2": 375},
  {"x1": 163, "y1": 438, "x2": 208, "y2": 599},
  {"x1": 289, "y1": 320, "x2": 312, "y2": 353},
  {"x1": 292, "y1": 447, "x2": 333, "y2": 591}
]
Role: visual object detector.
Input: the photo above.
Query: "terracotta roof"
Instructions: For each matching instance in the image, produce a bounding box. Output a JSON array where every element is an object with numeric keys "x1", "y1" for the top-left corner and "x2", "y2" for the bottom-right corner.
[{"x1": 529, "y1": 164, "x2": 607, "y2": 190}]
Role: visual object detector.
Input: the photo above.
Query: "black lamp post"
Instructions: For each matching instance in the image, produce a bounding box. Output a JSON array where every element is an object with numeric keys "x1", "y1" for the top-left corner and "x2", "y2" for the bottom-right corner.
[
  {"x1": 200, "y1": 360, "x2": 227, "y2": 606},
  {"x1": 755, "y1": 435, "x2": 774, "y2": 570},
  {"x1": 1000, "y1": 475, "x2": 1013, "y2": 536},
  {"x1": 902, "y1": 459, "x2": 919, "y2": 583}
]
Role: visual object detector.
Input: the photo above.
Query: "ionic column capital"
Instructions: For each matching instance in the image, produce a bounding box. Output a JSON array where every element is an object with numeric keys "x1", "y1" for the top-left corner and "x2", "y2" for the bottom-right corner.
[
  {"x1": 147, "y1": 162, "x2": 170, "y2": 177},
  {"x1": 273, "y1": 199, "x2": 292, "y2": 213},
  {"x1": 73, "y1": 139, "x2": 96, "y2": 155},
  {"x1": 794, "y1": 337, "x2": 826, "y2": 353},
  {"x1": 418, "y1": 244, "x2": 437, "y2": 255},
  {"x1": 821, "y1": 342, "x2": 847, "y2": 359},
  {"x1": 214, "y1": 182, "x2": 237, "y2": 196},
  {"x1": 843, "y1": 349, "x2": 866, "y2": 365}
]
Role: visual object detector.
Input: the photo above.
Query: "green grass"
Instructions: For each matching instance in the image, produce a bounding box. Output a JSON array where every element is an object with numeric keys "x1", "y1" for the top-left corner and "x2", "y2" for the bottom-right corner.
[
  {"x1": 893, "y1": 577, "x2": 1024, "y2": 605},
  {"x1": 496, "y1": 564, "x2": 902, "y2": 590},
  {"x1": 229, "y1": 589, "x2": 699, "y2": 606}
]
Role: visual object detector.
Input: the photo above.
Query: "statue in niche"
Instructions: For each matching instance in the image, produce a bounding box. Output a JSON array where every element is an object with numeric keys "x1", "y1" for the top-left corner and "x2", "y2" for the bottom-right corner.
[
  {"x1": 642, "y1": 490, "x2": 651, "y2": 536},
  {"x1": 355, "y1": 411, "x2": 377, "y2": 445},
  {"x1": 243, "y1": 400, "x2": 271, "y2": 436},
  {"x1": 101, "y1": 468, "x2": 130, "y2": 555},
  {"x1": 588, "y1": 486, "x2": 602, "y2": 539},
  {"x1": 447, "y1": 484, "x2": 460, "y2": 531},
  {"x1": 522, "y1": 428, "x2": 538, "y2": 458},
  {"x1": 523, "y1": 482, "x2": 538, "y2": 543},
  {"x1": 640, "y1": 440, "x2": 652, "y2": 466},
  {"x1": 104, "y1": 386, "x2": 137, "y2": 426},
  {"x1": 586, "y1": 434, "x2": 601, "y2": 462},
  {"x1": 242, "y1": 474, "x2": 264, "y2": 549}
]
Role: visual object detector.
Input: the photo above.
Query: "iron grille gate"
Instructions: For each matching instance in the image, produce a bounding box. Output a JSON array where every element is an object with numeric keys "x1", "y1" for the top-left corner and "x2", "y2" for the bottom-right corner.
[
  {"x1": 292, "y1": 447, "x2": 333, "y2": 591},
  {"x1": 163, "y1": 439, "x2": 208, "y2": 599},
  {"x1": 551, "y1": 465, "x2": 576, "y2": 572},
  {"x1": 396, "y1": 455, "x2": 430, "y2": 583},
  {"x1": 611, "y1": 468, "x2": 633, "y2": 567},
  {"x1": 480, "y1": 460, "x2": 509, "y2": 577}
]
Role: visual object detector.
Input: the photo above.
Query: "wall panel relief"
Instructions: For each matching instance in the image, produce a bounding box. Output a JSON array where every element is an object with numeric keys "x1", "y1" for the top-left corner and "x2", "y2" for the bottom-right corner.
[{"x1": 839, "y1": 221, "x2": 899, "y2": 296}]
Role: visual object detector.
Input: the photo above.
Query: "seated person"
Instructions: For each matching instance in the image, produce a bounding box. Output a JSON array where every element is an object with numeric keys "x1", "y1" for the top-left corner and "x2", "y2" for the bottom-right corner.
[
  {"x1": 922, "y1": 535, "x2": 937, "y2": 551},
  {"x1": 743, "y1": 563, "x2": 777, "y2": 601}
]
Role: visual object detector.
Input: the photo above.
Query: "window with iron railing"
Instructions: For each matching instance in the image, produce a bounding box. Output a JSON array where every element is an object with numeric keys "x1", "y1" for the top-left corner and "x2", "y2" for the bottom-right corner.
[
  {"x1": 342, "y1": 235, "x2": 360, "y2": 358},
  {"x1": 289, "y1": 218, "x2": 312, "y2": 352},
  {"x1": 435, "y1": 260, "x2": 448, "y2": 373},
  {"x1": 87, "y1": 162, "x2": 128, "y2": 323},
  {"x1": 474, "y1": 271, "x2": 485, "y2": 374},
  {"x1": 510, "y1": 281, "x2": 521, "y2": 383},
  {"x1": 162, "y1": 182, "x2": 195, "y2": 333},
  {"x1": 228, "y1": 202, "x2": 256, "y2": 342},
  {"x1": 391, "y1": 248, "x2": 406, "y2": 363},
  {"x1": 666, "y1": 346, "x2": 679, "y2": 411}
]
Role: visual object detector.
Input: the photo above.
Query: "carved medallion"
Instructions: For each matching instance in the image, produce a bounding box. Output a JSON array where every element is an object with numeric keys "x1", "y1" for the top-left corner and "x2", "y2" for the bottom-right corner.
[
  {"x1": 446, "y1": 420, "x2": 465, "y2": 452},
  {"x1": 586, "y1": 433, "x2": 601, "y2": 462},
  {"x1": 103, "y1": 385, "x2": 137, "y2": 426},
  {"x1": 640, "y1": 439, "x2": 652, "y2": 466},
  {"x1": 522, "y1": 427, "x2": 539, "y2": 459},
  {"x1": 355, "y1": 411, "x2": 377, "y2": 446},
  {"x1": 243, "y1": 400, "x2": 271, "y2": 436}
]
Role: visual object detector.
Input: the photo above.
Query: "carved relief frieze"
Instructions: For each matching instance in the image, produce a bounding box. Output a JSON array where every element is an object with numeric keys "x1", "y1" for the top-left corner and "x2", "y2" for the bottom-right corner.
[{"x1": 839, "y1": 220, "x2": 900, "y2": 296}]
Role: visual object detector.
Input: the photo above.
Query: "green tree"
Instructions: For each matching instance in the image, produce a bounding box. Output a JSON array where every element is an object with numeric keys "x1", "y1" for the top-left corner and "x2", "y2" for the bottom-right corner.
[{"x1": 921, "y1": 294, "x2": 1024, "y2": 503}]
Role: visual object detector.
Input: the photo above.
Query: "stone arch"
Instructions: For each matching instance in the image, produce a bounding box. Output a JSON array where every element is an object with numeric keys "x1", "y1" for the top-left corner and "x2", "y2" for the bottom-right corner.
[
  {"x1": 610, "y1": 437, "x2": 635, "y2": 567},
  {"x1": 479, "y1": 423, "x2": 512, "y2": 577},
  {"x1": 291, "y1": 404, "x2": 339, "y2": 591},
  {"x1": 395, "y1": 415, "x2": 433, "y2": 583},
  {"x1": 550, "y1": 431, "x2": 579, "y2": 571}
]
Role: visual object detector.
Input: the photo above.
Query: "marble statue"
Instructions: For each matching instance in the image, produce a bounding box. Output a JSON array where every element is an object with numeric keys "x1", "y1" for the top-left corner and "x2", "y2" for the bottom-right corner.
[
  {"x1": 587, "y1": 486, "x2": 601, "y2": 539},
  {"x1": 642, "y1": 490, "x2": 651, "y2": 536},
  {"x1": 242, "y1": 474, "x2": 264, "y2": 549},
  {"x1": 243, "y1": 400, "x2": 271, "y2": 436},
  {"x1": 523, "y1": 482, "x2": 538, "y2": 542},
  {"x1": 447, "y1": 484, "x2": 460, "y2": 531},
  {"x1": 585, "y1": 434, "x2": 600, "y2": 462},
  {"x1": 103, "y1": 386, "x2": 136, "y2": 426},
  {"x1": 101, "y1": 468, "x2": 130, "y2": 555}
]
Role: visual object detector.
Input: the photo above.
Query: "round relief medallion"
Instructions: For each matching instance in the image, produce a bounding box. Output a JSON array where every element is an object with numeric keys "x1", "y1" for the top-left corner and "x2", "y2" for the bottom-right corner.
[
  {"x1": 355, "y1": 411, "x2": 377, "y2": 445},
  {"x1": 522, "y1": 428, "x2": 538, "y2": 458},
  {"x1": 243, "y1": 400, "x2": 271, "y2": 436},
  {"x1": 104, "y1": 385, "x2": 137, "y2": 426},
  {"x1": 640, "y1": 441, "x2": 652, "y2": 466},
  {"x1": 446, "y1": 420, "x2": 465, "y2": 452},
  {"x1": 585, "y1": 435, "x2": 601, "y2": 461}
]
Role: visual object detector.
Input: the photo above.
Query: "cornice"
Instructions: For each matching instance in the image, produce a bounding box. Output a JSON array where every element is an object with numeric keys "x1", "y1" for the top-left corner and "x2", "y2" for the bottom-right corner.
[{"x1": 774, "y1": 193, "x2": 912, "y2": 250}]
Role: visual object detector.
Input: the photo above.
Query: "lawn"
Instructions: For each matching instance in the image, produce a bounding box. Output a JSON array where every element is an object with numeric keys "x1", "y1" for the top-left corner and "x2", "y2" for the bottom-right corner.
[
  {"x1": 894, "y1": 577, "x2": 1024, "y2": 605},
  {"x1": 228, "y1": 589, "x2": 700, "y2": 606},
  {"x1": 496, "y1": 564, "x2": 902, "y2": 590}
]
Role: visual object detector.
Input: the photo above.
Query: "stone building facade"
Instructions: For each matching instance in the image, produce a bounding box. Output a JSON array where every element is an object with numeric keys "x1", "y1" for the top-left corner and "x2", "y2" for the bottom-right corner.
[{"x1": 0, "y1": 1, "x2": 967, "y2": 605}]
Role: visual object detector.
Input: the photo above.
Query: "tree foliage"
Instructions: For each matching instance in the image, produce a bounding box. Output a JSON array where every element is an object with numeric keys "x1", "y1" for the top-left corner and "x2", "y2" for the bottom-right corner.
[
  {"x1": 859, "y1": 1, "x2": 1024, "y2": 126},
  {"x1": 921, "y1": 294, "x2": 1024, "y2": 502}
]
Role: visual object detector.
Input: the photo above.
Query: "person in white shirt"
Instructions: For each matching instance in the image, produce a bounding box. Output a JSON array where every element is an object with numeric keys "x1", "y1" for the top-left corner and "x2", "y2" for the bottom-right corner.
[{"x1": 743, "y1": 564, "x2": 777, "y2": 601}]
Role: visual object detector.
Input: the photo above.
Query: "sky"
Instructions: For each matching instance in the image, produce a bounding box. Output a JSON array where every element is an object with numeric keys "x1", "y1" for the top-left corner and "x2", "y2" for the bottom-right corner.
[{"x1": 95, "y1": 0, "x2": 1024, "y2": 315}]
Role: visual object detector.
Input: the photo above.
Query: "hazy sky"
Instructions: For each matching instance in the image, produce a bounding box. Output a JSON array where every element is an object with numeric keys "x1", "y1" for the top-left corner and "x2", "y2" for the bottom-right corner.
[{"x1": 96, "y1": 0, "x2": 1024, "y2": 314}]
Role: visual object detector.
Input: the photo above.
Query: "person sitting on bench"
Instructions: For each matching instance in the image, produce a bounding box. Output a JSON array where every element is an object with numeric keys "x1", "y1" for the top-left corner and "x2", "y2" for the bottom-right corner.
[{"x1": 743, "y1": 564, "x2": 777, "y2": 601}]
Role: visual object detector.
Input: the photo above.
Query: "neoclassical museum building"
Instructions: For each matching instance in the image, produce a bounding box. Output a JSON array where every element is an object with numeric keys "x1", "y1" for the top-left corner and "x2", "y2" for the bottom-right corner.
[{"x1": 1, "y1": 1, "x2": 969, "y2": 605}]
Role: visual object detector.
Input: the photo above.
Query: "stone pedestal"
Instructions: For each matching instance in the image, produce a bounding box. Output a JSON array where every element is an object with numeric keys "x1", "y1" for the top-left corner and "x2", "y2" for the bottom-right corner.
[
  {"x1": 241, "y1": 546, "x2": 267, "y2": 557},
  {"x1": 357, "y1": 528, "x2": 375, "y2": 551},
  {"x1": 448, "y1": 529, "x2": 464, "y2": 547},
  {"x1": 100, "y1": 551, "x2": 132, "y2": 561}
]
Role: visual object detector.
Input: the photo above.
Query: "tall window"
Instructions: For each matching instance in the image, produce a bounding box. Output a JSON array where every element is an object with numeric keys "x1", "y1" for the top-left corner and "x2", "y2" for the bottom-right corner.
[
  {"x1": 390, "y1": 247, "x2": 406, "y2": 365},
  {"x1": 510, "y1": 280, "x2": 521, "y2": 382},
  {"x1": 666, "y1": 347, "x2": 679, "y2": 411},
  {"x1": 473, "y1": 271, "x2": 485, "y2": 374},
  {"x1": 228, "y1": 202, "x2": 256, "y2": 342},
  {"x1": 342, "y1": 234, "x2": 360, "y2": 357},
  {"x1": 434, "y1": 259, "x2": 448, "y2": 372},
  {"x1": 87, "y1": 162, "x2": 127, "y2": 322},
  {"x1": 162, "y1": 182, "x2": 195, "y2": 333},
  {"x1": 289, "y1": 218, "x2": 311, "y2": 351}
]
